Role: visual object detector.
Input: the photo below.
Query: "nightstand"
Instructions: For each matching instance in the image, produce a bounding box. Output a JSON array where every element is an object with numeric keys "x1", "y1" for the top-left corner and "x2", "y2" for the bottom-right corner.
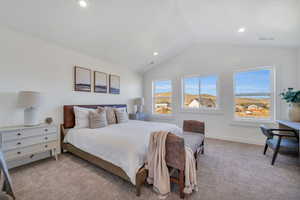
[
  {"x1": 0, "y1": 124, "x2": 58, "y2": 168},
  {"x1": 129, "y1": 113, "x2": 148, "y2": 121}
]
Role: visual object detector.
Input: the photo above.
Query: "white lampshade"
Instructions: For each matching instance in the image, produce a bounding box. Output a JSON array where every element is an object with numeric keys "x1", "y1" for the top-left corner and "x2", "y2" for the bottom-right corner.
[
  {"x1": 135, "y1": 97, "x2": 144, "y2": 106},
  {"x1": 18, "y1": 91, "x2": 42, "y2": 108}
]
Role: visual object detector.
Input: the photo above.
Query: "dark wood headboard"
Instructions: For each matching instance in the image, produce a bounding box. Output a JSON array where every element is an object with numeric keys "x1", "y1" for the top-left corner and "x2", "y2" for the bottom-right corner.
[{"x1": 63, "y1": 104, "x2": 127, "y2": 128}]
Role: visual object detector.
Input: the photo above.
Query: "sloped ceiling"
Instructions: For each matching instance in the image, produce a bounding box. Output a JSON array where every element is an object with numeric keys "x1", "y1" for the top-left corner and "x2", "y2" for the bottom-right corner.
[{"x1": 0, "y1": 0, "x2": 299, "y2": 72}]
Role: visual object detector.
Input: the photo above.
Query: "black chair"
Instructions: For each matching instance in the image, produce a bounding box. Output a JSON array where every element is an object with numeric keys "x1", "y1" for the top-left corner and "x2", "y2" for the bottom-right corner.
[{"x1": 260, "y1": 125, "x2": 299, "y2": 165}]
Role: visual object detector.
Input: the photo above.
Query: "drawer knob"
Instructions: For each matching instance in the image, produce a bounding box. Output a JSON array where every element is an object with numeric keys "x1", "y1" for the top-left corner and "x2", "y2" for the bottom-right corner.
[
  {"x1": 45, "y1": 137, "x2": 48, "y2": 140},
  {"x1": 45, "y1": 129, "x2": 48, "y2": 132},
  {"x1": 45, "y1": 145, "x2": 48, "y2": 148},
  {"x1": 17, "y1": 133, "x2": 21, "y2": 136},
  {"x1": 17, "y1": 142, "x2": 21, "y2": 145},
  {"x1": 17, "y1": 151, "x2": 21, "y2": 154}
]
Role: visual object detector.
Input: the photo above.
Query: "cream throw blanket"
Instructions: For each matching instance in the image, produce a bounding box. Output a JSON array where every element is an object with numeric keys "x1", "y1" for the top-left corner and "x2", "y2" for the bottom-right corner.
[{"x1": 146, "y1": 131, "x2": 197, "y2": 199}]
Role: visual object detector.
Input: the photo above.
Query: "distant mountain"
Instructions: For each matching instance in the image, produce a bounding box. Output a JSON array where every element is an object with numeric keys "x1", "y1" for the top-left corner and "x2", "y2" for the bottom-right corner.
[
  {"x1": 235, "y1": 97, "x2": 269, "y2": 105},
  {"x1": 154, "y1": 92, "x2": 172, "y2": 98},
  {"x1": 155, "y1": 92, "x2": 216, "y2": 105}
]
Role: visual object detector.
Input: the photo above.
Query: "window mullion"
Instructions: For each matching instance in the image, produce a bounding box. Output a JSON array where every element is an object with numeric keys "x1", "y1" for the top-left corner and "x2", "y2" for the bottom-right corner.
[{"x1": 198, "y1": 78, "x2": 201, "y2": 110}]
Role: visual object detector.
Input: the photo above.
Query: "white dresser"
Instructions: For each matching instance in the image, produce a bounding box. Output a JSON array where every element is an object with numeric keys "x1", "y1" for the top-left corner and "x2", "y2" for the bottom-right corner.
[{"x1": 0, "y1": 124, "x2": 58, "y2": 168}]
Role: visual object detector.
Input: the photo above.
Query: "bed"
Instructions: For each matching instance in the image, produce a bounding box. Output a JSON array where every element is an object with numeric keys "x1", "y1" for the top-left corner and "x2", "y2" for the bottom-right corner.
[{"x1": 60, "y1": 104, "x2": 183, "y2": 196}]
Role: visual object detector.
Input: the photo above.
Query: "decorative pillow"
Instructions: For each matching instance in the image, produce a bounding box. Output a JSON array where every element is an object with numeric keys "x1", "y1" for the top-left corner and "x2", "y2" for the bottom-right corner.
[
  {"x1": 104, "y1": 107, "x2": 117, "y2": 124},
  {"x1": 89, "y1": 108, "x2": 107, "y2": 129},
  {"x1": 115, "y1": 107, "x2": 127, "y2": 113},
  {"x1": 115, "y1": 109, "x2": 129, "y2": 123},
  {"x1": 73, "y1": 106, "x2": 95, "y2": 128}
]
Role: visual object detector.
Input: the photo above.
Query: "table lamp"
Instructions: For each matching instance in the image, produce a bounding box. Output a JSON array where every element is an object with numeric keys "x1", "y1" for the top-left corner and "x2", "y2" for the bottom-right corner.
[
  {"x1": 17, "y1": 91, "x2": 42, "y2": 126},
  {"x1": 135, "y1": 97, "x2": 144, "y2": 113}
]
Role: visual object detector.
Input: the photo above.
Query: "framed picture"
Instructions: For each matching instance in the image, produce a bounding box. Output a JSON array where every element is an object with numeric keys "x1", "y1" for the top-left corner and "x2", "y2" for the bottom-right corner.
[
  {"x1": 74, "y1": 66, "x2": 91, "y2": 92},
  {"x1": 94, "y1": 71, "x2": 108, "y2": 93},
  {"x1": 109, "y1": 74, "x2": 120, "y2": 94}
]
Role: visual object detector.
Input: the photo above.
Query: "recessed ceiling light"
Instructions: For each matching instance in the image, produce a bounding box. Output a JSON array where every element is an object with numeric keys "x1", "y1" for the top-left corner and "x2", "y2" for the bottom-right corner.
[
  {"x1": 153, "y1": 52, "x2": 159, "y2": 56},
  {"x1": 238, "y1": 27, "x2": 246, "y2": 33},
  {"x1": 78, "y1": 0, "x2": 88, "y2": 8}
]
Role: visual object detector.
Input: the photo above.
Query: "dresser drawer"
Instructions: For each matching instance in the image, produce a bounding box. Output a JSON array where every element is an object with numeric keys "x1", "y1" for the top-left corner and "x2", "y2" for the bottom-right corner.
[
  {"x1": 43, "y1": 133, "x2": 58, "y2": 142},
  {"x1": 43, "y1": 126, "x2": 57, "y2": 134},
  {"x1": 1, "y1": 126, "x2": 57, "y2": 142},
  {"x1": 2, "y1": 133, "x2": 57, "y2": 151},
  {"x1": 7, "y1": 151, "x2": 51, "y2": 169},
  {"x1": 1, "y1": 129, "x2": 24, "y2": 142},
  {"x1": 4, "y1": 141, "x2": 57, "y2": 161}
]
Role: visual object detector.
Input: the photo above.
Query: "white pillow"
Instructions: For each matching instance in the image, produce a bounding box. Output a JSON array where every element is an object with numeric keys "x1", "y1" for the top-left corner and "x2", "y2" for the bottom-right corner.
[
  {"x1": 115, "y1": 109, "x2": 129, "y2": 123},
  {"x1": 73, "y1": 106, "x2": 96, "y2": 128},
  {"x1": 115, "y1": 107, "x2": 127, "y2": 113}
]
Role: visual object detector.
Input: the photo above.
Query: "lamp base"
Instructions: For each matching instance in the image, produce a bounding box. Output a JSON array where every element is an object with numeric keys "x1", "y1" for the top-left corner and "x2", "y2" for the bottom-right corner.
[
  {"x1": 137, "y1": 105, "x2": 143, "y2": 113},
  {"x1": 24, "y1": 107, "x2": 39, "y2": 126}
]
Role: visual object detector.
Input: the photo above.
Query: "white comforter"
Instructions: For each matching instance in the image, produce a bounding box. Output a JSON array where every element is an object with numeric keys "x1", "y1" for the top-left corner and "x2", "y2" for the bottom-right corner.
[{"x1": 64, "y1": 120, "x2": 182, "y2": 184}]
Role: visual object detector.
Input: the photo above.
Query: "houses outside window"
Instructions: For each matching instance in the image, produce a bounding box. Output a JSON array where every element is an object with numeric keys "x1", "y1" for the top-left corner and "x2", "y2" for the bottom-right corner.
[
  {"x1": 234, "y1": 67, "x2": 275, "y2": 121},
  {"x1": 153, "y1": 80, "x2": 172, "y2": 114},
  {"x1": 182, "y1": 75, "x2": 219, "y2": 110}
]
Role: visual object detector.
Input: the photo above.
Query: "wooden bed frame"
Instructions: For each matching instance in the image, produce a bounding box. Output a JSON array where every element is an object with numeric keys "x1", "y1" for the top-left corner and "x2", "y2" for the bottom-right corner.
[
  {"x1": 60, "y1": 104, "x2": 147, "y2": 196},
  {"x1": 60, "y1": 104, "x2": 198, "y2": 198}
]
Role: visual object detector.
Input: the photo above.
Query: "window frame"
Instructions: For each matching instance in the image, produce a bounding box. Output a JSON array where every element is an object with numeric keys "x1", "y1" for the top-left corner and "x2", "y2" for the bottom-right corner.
[
  {"x1": 180, "y1": 74, "x2": 221, "y2": 112},
  {"x1": 152, "y1": 79, "x2": 173, "y2": 115},
  {"x1": 233, "y1": 66, "x2": 276, "y2": 122}
]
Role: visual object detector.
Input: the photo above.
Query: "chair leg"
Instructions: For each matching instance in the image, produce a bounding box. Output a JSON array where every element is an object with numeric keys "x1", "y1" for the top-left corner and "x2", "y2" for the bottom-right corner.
[
  {"x1": 263, "y1": 143, "x2": 268, "y2": 155},
  {"x1": 271, "y1": 137, "x2": 281, "y2": 165},
  {"x1": 271, "y1": 149, "x2": 279, "y2": 165},
  {"x1": 179, "y1": 169, "x2": 185, "y2": 199}
]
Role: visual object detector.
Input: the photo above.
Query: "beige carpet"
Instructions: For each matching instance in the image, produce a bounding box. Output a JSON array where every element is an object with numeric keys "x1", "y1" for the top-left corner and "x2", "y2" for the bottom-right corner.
[{"x1": 10, "y1": 139, "x2": 300, "y2": 200}]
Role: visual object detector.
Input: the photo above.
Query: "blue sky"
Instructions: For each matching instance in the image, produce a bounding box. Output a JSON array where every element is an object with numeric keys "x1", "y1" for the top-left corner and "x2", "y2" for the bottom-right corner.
[
  {"x1": 155, "y1": 69, "x2": 271, "y2": 96},
  {"x1": 154, "y1": 80, "x2": 172, "y2": 93},
  {"x1": 235, "y1": 69, "x2": 271, "y2": 95},
  {"x1": 183, "y1": 76, "x2": 217, "y2": 96}
]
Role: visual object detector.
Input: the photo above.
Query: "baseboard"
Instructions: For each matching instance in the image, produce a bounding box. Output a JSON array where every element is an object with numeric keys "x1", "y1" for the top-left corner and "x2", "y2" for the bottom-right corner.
[{"x1": 206, "y1": 135, "x2": 264, "y2": 146}]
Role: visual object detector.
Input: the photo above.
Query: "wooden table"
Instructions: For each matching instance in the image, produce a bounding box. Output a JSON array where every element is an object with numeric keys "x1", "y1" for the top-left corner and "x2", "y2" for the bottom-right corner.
[{"x1": 277, "y1": 120, "x2": 300, "y2": 157}]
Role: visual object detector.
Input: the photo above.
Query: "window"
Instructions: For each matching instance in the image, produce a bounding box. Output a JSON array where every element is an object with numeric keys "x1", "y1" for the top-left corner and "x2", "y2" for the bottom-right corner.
[
  {"x1": 153, "y1": 80, "x2": 172, "y2": 114},
  {"x1": 234, "y1": 67, "x2": 274, "y2": 121},
  {"x1": 182, "y1": 75, "x2": 219, "y2": 110}
]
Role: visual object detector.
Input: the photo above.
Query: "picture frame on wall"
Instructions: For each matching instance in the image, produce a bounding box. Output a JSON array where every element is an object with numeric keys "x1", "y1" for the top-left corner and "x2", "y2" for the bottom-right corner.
[
  {"x1": 94, "y1": 71, "x2": 108, "y2": 93},
  {"x1": 109, "y1": 74, "x2": 120, "y2": 94},
  {"x1": 74, "y1": 66, "x2": 91, "y2": 92}
]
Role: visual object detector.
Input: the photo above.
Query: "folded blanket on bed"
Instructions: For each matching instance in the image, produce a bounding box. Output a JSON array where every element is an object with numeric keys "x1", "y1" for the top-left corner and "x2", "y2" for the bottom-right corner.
[
  {"x1": 146, "y1": 131, "x2": 197, "y2": 199},
  {"x1": 184, "y1": 146, "x2": 198, "y2": 194},
  {"x1": 146, "y1": 131, "x2": 170, "y2": 199}
]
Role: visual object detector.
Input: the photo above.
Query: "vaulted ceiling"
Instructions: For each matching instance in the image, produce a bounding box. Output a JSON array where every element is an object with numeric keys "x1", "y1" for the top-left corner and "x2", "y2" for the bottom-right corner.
[{"x1": 0, "y1": 0, "x2": 299, "y2": 72}]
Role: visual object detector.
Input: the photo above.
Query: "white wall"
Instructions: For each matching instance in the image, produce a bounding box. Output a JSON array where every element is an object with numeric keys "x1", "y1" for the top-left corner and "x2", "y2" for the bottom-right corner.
[
  {"x1": 143, "y1": 44, "x2": 298, "y2": 145},
  {"x1": 298, "y1": 48, "x2": 300, "y2": 89},
  {"x1": 0, "y1": 26, "x2": 143, "y2": 127}
]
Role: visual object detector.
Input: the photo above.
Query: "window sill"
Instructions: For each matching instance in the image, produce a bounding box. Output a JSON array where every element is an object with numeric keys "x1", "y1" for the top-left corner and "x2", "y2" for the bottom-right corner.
[
  {"x1": 151, "y1": 114, "x2": 175, "y2": 118},
  {"x1": 230, "y1": 119, "x2": 276, "y2": 128},
  {"x1": 149, "y1": 114, "x2": 176, "y2": 122},
  {"x1": 179, "y1": 108, "x2": 224, "y2": 115}
]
